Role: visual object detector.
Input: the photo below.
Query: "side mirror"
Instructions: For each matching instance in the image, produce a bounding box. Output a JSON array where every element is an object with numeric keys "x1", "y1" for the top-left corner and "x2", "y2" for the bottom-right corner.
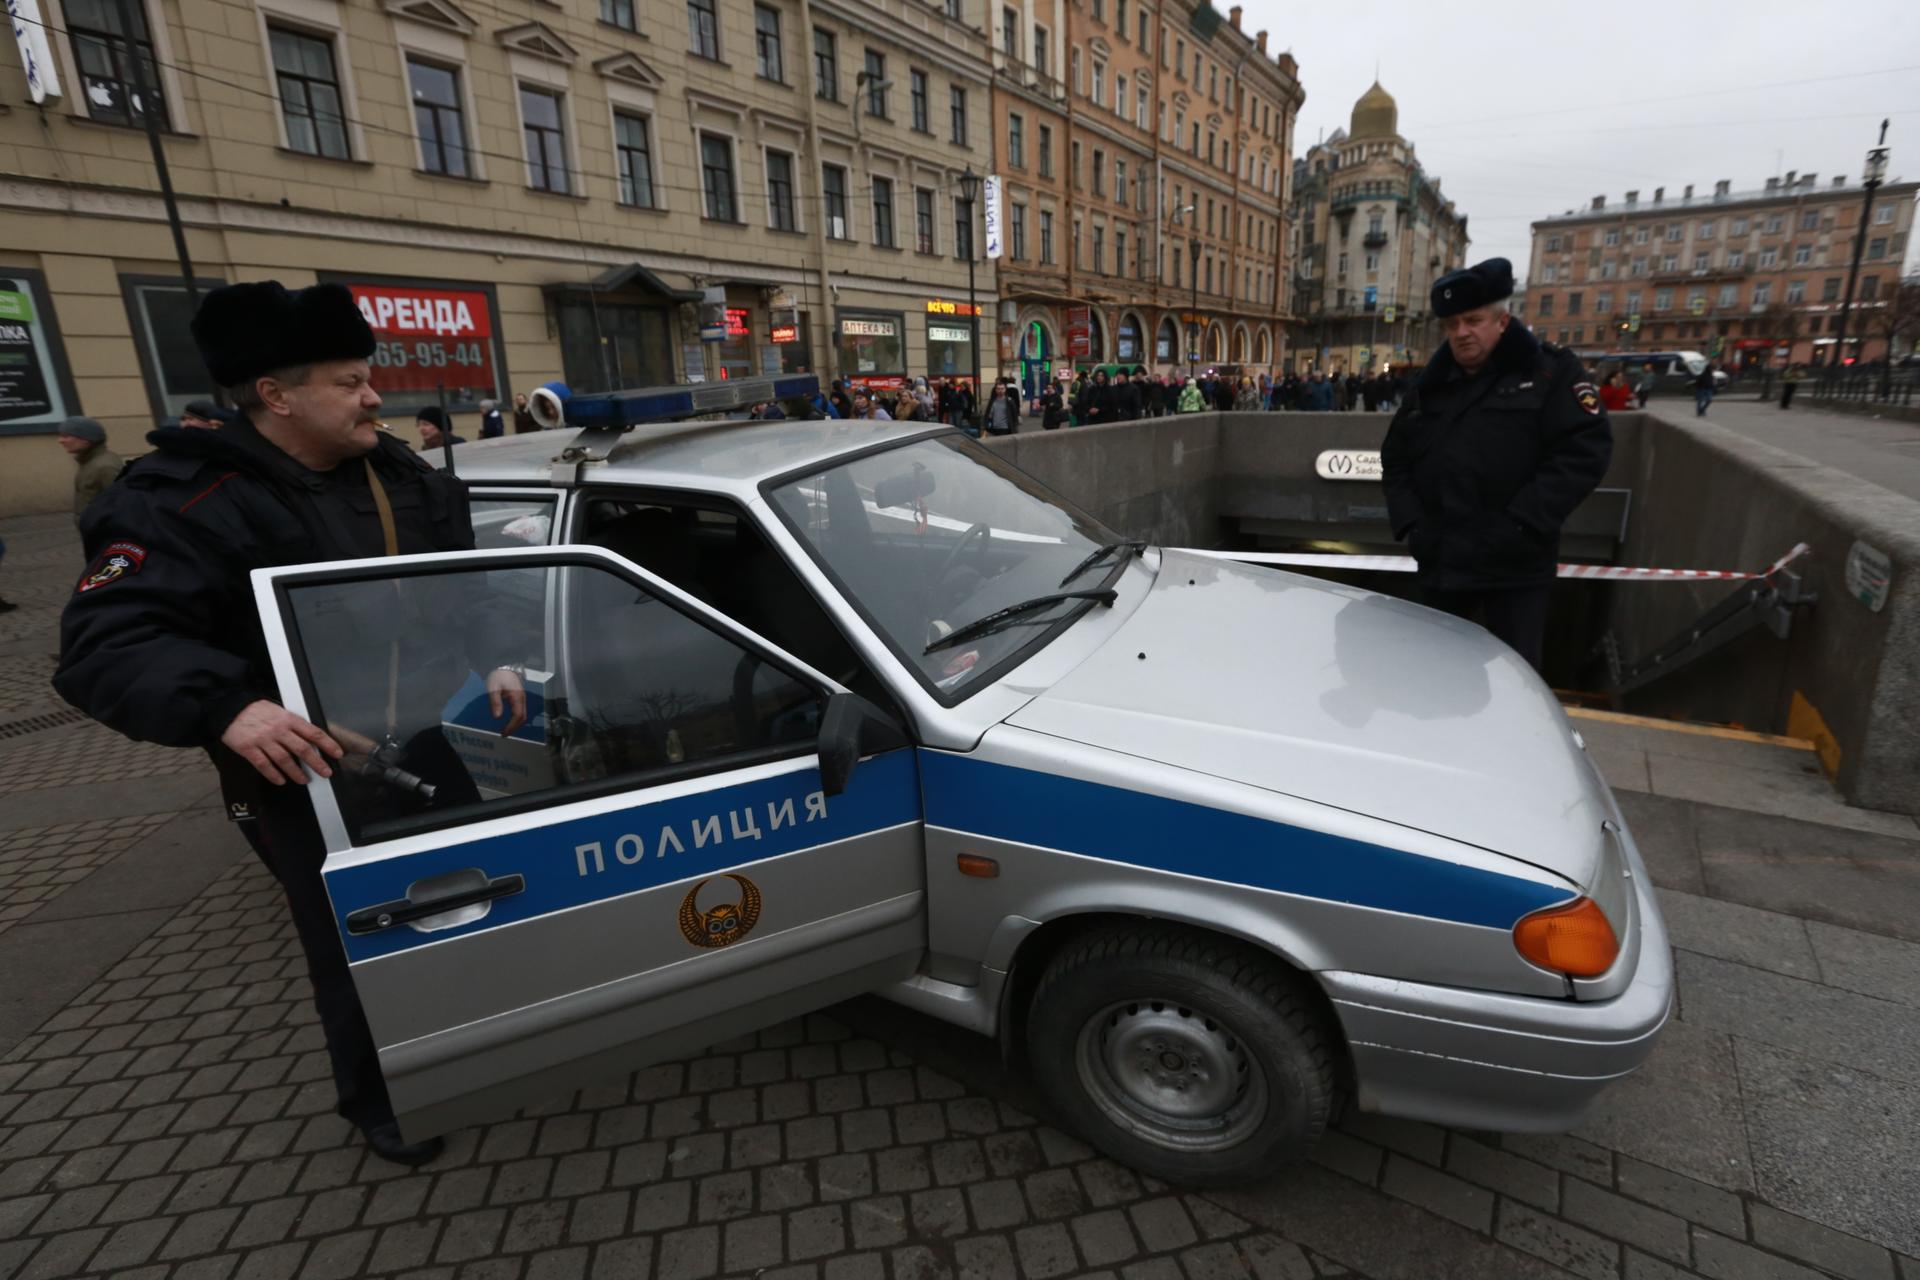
[{"x1": 817, "y1": 691, "x2": 909, "y2": 796}]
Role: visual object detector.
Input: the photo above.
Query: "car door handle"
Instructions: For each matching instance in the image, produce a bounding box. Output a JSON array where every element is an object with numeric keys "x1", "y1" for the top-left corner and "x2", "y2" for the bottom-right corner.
[{"x1": 346, "y1": 873, "x2": 527, "y2": 935}]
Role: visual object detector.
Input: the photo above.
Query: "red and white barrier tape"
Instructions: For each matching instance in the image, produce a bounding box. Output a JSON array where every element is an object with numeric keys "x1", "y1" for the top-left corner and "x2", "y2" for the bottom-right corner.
[{"x1": 1183, "y1": 542, "x2": 1812, "y2": 583}]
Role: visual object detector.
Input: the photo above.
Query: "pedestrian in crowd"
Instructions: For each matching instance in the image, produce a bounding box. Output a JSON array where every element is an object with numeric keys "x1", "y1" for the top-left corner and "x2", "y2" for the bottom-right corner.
[
  {"x1": 748, "y1": 400, "x2": 788, "y2": 420},
  {"x1": 1040, "y1": 378, "x2": 1067, "y2": 430},
  {"x1": 852, "y1": 389, "x2": 892, "y2": 420},
  {"x1": 1633, "y1": 365, "x2": 1654, "y2": 408},
  {"x1": 951, "y1": 379, "x2": 976, "y2": 428},
  {"x1": 807, "y1": 387, "x2": 840, "y2": 418},
  {"x1": 1305, "y1": 372, "x2": 1335, "y2": 411},
  {"x1": 983, "y1": 382, "x2": 1018, "y2": 435},
  {"x1": 180, "y1": 399, "x2": 230, "y2": 430},
  {"x1": 57, "y1": 417, "x2": 123, "y2": 525},
  {"x1": 1346, "y1": 372, "x2": 1364, "y2": 412},
  {"x1": 1114, "y1": 368, "x2": 1142, "y2": 421},
  {"x1": 477, "y1": 398, "x2": 505, "y2": 439},
  {"x1": 829, "y1": 379, "x2": 854, "y2": 420},
  {"x1": 1780, "y1": 363, "x2": 1804, "y2": 410},
  {"x1": 1074, "y1": 369, "x2": 1110, "y2": 426},
  {"x1": 1599, "y1": 370, "x2": 1635, "y2": 412},
  {"x1": 512, "y1": 391, "x2": 539, "y2": 433},
  {"x1": 913, "y1": 376, "x2": 936, "y2": 418},
  {"x1": 1362, "y1": 375, "x2": 1383, "y2": 413},
  {"x1": 1380, "y1": 257, "x2": 1611, "y2": 672},
  {"x1": 1233, "y1": 377, "x2": 1261, "y2": 411},
  {"x1": 1177, "y1": 377, "x2": 1206, "y2": 413},
  {"x1": 1693, "y1": 362, "x2": 1717, "y2": 417},
  {"x1": 56, "y1": 280, "x2": 524, "y2": 1168},
  {"x1": 415, "y1": 405, "x2": 464, "y2": 451}
]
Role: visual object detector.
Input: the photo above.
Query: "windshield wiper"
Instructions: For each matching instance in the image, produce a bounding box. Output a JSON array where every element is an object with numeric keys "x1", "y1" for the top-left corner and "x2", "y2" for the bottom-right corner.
[
  {"x1": 925, "y1": 589, "x2": 1117, "y2": 654},
  {"x1": 1058, "y1": 540, "x2": 1147, "y2": 588}
]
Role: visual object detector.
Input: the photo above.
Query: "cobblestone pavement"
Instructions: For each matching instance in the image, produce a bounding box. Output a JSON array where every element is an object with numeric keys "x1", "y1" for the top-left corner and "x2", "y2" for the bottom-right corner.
[{"x1": 3, "y1": 512, "x2": 1919, "y2": 1280}]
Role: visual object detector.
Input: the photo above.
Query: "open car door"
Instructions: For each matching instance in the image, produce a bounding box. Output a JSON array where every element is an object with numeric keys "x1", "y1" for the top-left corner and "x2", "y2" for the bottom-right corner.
[{"x1": 251, "y1": 544, "x2": 925, "y2": 1140}]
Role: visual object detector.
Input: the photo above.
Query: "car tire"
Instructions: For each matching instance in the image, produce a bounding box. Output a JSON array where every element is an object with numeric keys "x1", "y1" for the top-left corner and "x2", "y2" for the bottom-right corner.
[{"x1": 1024, "y1": 924, "x2": 1336, "y2": 1186}]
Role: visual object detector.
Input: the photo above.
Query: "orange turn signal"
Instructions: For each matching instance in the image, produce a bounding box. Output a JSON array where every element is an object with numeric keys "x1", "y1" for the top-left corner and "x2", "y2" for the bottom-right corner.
[
  {"x1": 956, "y1": 854, "x2": 1000, "y2": 879},
  {"x1": 1513, "y1": 897, "x2": 1619, "y2": 978}
]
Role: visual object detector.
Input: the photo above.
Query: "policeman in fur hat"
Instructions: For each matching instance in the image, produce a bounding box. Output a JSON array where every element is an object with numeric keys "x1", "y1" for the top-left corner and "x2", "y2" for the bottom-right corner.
[
  {"x1": 56, "y1": 281, "x2": 525, "y2": 1166},
  {"x1": 1380, "y1": 258, "x2": 1612, "y2": 671}
]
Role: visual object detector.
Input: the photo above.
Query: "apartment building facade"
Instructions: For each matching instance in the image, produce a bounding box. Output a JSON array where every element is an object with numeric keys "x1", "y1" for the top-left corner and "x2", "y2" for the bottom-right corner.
[
  {"x1": 987, "y1": 0, "x2": 1301, "y2": 395},
  {"x1": 1287, "y1": 81, "x2": 1468, "y2": 375},
  {"x1": 0, "y1": 0, "x2": 994, "y2": 510},
  {"x1": 1525, "y1": 172, "x2": 1917, "y2": 369}
]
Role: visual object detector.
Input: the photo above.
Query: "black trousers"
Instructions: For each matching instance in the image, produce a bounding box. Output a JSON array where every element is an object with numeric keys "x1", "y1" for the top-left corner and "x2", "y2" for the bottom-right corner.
[
  {"x1": 1780, "y1": 383, "x2": 1797, "y2": 409},
  {"x1": 1422, "y1": 584, "x2": 1553, "y2": 673},
  {"x1": 239, "y1": 806, "x2": 395, "y2": 1131}
]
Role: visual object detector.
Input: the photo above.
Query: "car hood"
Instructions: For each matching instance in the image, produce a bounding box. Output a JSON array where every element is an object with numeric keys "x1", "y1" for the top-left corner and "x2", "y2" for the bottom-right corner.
[{"x1": 1006, "y1": 550, "x2": 1609, "y2": 887}]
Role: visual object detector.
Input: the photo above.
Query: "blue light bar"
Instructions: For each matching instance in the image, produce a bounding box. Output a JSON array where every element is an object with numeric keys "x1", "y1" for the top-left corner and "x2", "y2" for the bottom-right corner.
[{"x1": 562, "y1": 373, "x2": 822, "y2": 428}]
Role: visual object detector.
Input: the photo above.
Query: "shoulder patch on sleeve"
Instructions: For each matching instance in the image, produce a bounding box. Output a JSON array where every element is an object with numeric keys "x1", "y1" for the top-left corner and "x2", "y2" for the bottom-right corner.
[
  {"x1": 76, "y1": 541, "x2": 148, "y2": 594},
  {"x1": 1573, "y1": 382, "x2": 1602, "y2": 415}
]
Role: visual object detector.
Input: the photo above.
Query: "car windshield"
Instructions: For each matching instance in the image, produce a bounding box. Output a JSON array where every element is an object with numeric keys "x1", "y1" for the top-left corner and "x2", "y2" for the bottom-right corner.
[{"x1": 769, "y1": 435, "x2": 1121, "y2": 697}]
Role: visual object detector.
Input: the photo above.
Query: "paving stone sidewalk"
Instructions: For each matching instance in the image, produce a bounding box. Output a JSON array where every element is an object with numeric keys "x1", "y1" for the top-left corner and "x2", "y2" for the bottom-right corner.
[{"x1": 3, "y1": 510, "x2": 1919, "y2": 1280}]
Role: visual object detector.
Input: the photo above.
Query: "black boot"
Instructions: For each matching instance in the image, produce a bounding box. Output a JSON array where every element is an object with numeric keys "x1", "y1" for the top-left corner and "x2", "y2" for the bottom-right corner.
[{"x1": 361, "y1": 1120, "x2": 445, "y2": 1167}]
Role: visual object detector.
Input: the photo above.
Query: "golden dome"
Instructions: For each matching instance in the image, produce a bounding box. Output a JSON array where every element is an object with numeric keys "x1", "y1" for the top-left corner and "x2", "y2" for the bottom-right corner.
[{"x1": 1350, "y1": 80, "x2": 1398, "y2": 140}]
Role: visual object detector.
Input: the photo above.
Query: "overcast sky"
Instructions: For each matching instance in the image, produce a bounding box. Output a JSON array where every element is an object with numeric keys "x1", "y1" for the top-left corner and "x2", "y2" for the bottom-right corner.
[{"x1": 1243, "y1": 0, "x2": 1920, "y2": 281}]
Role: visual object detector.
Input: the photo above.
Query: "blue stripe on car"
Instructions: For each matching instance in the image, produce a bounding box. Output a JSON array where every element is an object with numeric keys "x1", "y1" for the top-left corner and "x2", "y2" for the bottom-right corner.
[
  {"x1": 327, "y1": 750, "x2": 921, "y2": 963},
  {"x1": 918, "y1": 752, "x2": 1572, "y2": 929}
]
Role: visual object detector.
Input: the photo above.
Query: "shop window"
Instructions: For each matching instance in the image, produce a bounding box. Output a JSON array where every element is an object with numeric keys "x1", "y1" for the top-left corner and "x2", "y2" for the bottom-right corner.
[
  {"x1": 120, "y1": 274, "x2": 228, "y2": 419},
  {"x1": 67, "y1": 0, "x2": 168, "y2": 128},
  {"x1": 0, "y1": 271, "x2": 83, "y2": 434},
  {"x1": 270, "y1": 26, "x2": 350, "y2": 159},
  {"x1": 835, "y1": 313, "x2": 904, "y2": 381},
  {"x1": 408, "y1": 58, "x2": 470, "y2": 177}
]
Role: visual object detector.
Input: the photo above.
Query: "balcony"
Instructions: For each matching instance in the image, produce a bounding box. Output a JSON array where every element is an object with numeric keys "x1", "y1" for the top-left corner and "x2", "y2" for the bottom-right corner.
[{"x1": 1363, "y1": 231, "x2": 1388, "y2": 248}]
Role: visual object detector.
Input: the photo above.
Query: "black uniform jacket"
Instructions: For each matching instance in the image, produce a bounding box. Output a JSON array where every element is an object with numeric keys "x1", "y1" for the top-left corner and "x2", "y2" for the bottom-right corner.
[
  {"x1": 55, "y1": 420, "x2": 474, "y2": 754},
  {"x1": 1380, "y1": 322, "x2": 1612, "y2": 591}
]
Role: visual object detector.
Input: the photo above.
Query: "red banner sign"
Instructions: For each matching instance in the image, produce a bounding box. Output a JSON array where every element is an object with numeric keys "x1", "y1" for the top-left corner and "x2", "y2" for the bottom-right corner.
[{"x1": 347, "y1": 283, "x2": 498, "y2": 397}]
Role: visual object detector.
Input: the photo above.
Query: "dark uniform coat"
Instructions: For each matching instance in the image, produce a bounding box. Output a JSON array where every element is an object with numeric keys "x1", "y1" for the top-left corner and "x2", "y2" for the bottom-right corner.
[{"x1": 1380, "y1": 321, "x2": 1611, "y2": 592}]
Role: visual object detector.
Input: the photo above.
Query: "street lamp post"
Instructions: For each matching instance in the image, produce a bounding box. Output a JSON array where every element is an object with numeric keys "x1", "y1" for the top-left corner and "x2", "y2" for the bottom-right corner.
[
  {"x1": 1831, "y1": 119, "x2": 1890, "y2": 387},
  {"x1": 1189, "y1": 237, "x2": 1202, "y2": 373},
  {"x1": 959, "y1": 166, "x2": 982, "y2": 430}
]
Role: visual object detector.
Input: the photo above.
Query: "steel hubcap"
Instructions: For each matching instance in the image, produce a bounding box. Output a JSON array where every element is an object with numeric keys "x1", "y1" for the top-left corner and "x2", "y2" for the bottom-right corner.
[{"x1": 1076, "y1": 998, "x2": 1268, "y2": 1150}]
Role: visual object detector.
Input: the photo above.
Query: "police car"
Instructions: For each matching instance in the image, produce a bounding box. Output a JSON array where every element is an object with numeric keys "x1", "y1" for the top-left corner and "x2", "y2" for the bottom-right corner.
[{"x1": 252, "y1": 374, "x2": 1670, "y2": 1184}]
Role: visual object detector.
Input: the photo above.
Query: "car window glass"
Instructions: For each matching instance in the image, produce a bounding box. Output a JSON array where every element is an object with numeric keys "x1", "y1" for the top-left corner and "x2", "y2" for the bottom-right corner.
[
  {"x1": 470, "y1": 496, "x2": 555, "y2": 549},
  {"x1": 284, "y1": 559, "x2": 822, "y2": 845},
  {"x1": 579, "y1": 496, "x2": 891, "y2": 708},
  {"x1": 769, "y1": 435, "x2": 1116, "y2": 698}
]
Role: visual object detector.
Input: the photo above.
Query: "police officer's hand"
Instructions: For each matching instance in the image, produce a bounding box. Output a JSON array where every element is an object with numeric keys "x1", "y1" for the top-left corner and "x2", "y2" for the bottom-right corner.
[
  {"x1": 487, "y1": 668, "x2": 527, "y2": 738},
  {"x1": 221, "y1": 700, "x2": 345, "y2": 785}
]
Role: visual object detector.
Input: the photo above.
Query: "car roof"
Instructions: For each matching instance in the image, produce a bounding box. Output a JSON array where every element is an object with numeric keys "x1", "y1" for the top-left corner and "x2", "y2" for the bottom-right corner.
[{"x1": 447, "y1": 418, "x2": 951, "y2": 491}]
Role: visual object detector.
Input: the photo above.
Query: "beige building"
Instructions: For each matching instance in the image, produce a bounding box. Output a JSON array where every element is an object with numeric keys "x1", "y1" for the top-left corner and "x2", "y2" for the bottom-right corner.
[
  {"x1": 988, "y1": 0, "x2": 1301, "y2": 394},
  {"x1": 1287, "y1": 81, "x2": 1468, "y2": 374},
  {"x1": 0, "y1": 0, "x2": 995, "y2": 513},
  {"x1": 1526, "y1": 172, "x2": 1917, "y2": 369}
]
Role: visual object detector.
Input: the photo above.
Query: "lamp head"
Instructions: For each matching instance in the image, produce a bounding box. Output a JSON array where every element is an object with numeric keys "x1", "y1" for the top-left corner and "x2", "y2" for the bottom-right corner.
[{"x1": 959, "y1": 166, "x2": 980, "y2": 202}]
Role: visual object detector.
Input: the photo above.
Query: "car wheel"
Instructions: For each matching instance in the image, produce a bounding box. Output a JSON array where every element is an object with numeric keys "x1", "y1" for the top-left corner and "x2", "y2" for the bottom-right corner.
[{"x1": 1024, "y1": 924, "x2": 1336, "y2": 1186}]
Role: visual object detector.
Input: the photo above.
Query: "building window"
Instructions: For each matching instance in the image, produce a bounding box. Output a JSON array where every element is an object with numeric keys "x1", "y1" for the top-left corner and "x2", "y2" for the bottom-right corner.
[
  {"x1": 1822, "y1": 277, "x2": 1841, "y2": 302},
  {"x1": 1625, "y1": 291, "x2": 1641, "y2": 314},
  {"x1": 688, "y1": 0, "x2": 720, "y2": 58},
  {"x1": 1758, "y1": 248, "x2": 1777, "y2": 268},
  {"x1": 1545, "y1": 235, "x2": 1562, "y2": 252},
  {"x1": 1137, "y1": 8, "x2": 1149, "y2": 51},
  {"x1": 1603, "y1": 229, "x2": 1620, "y2": 246},
  {"x1": 1567, "y1": 292, "x2": 1583, "y2": 315},
  {"x1": 1092, "y1": 225, "x2": 1104, "y2": 274},
  {"x1": 1542, "y1": 264, "x2": 1558, "y2": 283},
  {"x1": 1092, "y1": 148, "x2": 1104, "y2": 196},
  {"x1": 1800, "y1": 210, "x2": 1819, "y2": 231},
  {"x1": 1115, "y1": 0, "x2": 1126, "y2": 38},
  {"x1": 1725, "y1": 251, "x2": 1744, "y2": 270},
  {"x1": 1363, "y1": 252, "x2": 1378, "y2": 271},
  {"x1": 519, "y1": 86, "x2": 569, "y2": 193},
  {"x1": 1860, "y1": 276, "x2": 1880, "y2": 301},
  {"x1": 1008, "y1": 113, "x2": 1024, "y2": 167},
  {"x1": 945, "y1": 0, "x2": 960, "y2": 17},
  {"x1": 955, "y1": 194, "x2": 975, "y2": 259},
  {"x1": 601, "y1": 0, "x2": 635, "y2": 30},
  {"x1": 949, "y1": 86, "x2": 967, "y2": 144},
  {"x1": 1010, "y1": 204, "x2": 1027, "y2": 260},
  {"x1": 1731, "y1": 217, "x2": 1748, "y2": 235},
  {"x1": 909, "y1": 69, "x2": 928, "y2": 131},
  {"x1": 1033, "y1": 26, "x2": 1049, "y2": 71},
  {"x1": 1115, "y1": 73, "x2": 1127, "y2": 117},
  {"x1": 1785, "y1": 280, "x2": 1805, "y2": 304},
  {"x1": 863, "y1": 50, "x2": 887, "y2": 116},
  {"x1": 1660, "y1": 255, "x2": 1677, "y2": 272},
  {"x1": 1595, "y1": 293, "x2": 1611, "y2": 313},
  {"x1": 699, "y1": 132, "x2": 736, "y2": 220},
  {"x1": 1718, "y1": 284, "x2": 1738, "y2": 307},
  {"x1": 1875, "y1": 204, "x2": 1894, "y2": 225},
  {"x1": 1040, "y1": 209, "x2": 1054, "y2": 263},
  {"x1": 1071, "y1": 48, "x2": 1080, "y2": 93},
  {"x1": 1091, "y1": 61, "x2": 1105, "y2": 107},
  {"x1": 1634, "y1": 227, "x2": 1649, "y2": 244},
  {"x1": 1037, "y1": 124, "x2": 1052, "y2": 177},
  {"x1": 1696, "y1": 221, "x2": 1715, "y2": 240},
  {"x1": 765, "y1": 149, "x2": 796, "y2": 230},
  {"x1": 1868, "y1": 238, "x2": 1888, "y2": 260},
  {"x1": 1751, "y1": 282, "x2": 1770, "y2": 307},
  {"x1": 1694, "y1": 252, "x2": 1711, "y2": 271},
  {"x1": 1002, "y1": 4, "x2": 1019, "y2": 57},
  {"x1": 614, "y1": 112, "x2": 655, "y2": 208},
  {"x1": 823, "y1": 163, "x2": 849, "y2": 239},
  {"x1": 755, "y1": 5, "x2": 783, "y2": 80},
  {"x1": 1764, "y1": 215, "x2": 1784, "y2": 234},
  {"x1": 1136, "y1": 84, "x2": 1149, "y2": 129},
  {"x1": 1115, "y1": 228, "x2": 1126, "y2": 276},
  {"x1": 871, "y1": 176, "x2": 895, "y2": 247},
  {"x1": 67, "y1": 0, "x2": 168, "y2": 128},
  {"x1": 1793, "y1": 245, "x2": 1811, "y2": 265},
  {"x1": 915, "y1": 188, "x2": 935, "y2": 253},
  {"x1": 407, "y1": 58, "x2": 468, "y2": 177},
  {"x1": 813, "y1": 28, "x2": 837, "y2": 100},
  {"x1": 270, "y1": 27, "x2": 350, "y2": 159}
]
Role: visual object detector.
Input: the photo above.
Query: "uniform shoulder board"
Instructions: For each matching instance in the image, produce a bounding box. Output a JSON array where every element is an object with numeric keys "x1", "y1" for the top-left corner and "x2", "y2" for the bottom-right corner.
[{"x1": 123, "y1": 449, "x2": 211, "y2": 484}]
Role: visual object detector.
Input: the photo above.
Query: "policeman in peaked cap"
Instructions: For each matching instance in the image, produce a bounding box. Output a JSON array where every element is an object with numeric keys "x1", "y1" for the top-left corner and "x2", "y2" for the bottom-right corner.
[
  {"x1": 1379, "y1": 258, "x2": 1612, "y2": 671},
  {"x1": 56, "y1": 281, "x2": 525, "y2": 1166}
]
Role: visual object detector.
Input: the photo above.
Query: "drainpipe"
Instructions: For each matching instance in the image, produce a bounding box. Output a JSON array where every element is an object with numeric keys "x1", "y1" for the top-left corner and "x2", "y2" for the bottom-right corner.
[{"x1": 794, "y1": 0, "x2": 836, "y2": 387}]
